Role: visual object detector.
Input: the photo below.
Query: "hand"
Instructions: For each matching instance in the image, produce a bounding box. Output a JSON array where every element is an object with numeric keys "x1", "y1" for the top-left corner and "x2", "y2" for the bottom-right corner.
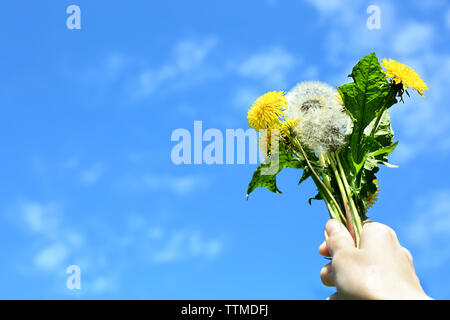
[{"x1": 318, "y1": 219, "x2": 431, "y2": 300}]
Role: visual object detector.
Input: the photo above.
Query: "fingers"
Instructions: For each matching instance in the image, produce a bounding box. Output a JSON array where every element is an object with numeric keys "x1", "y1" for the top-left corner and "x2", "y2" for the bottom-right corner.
[
  {"x1": 320, "y1": 262, "x2": 334, "y2": 286},
  {"x1": 318, "y1": 239, "x2": 331, "y2": 257},
  {"x1": 359, "y1": 221, "x2": 399, "y2": 251},
  {"x1": 324, "y1": 219, "x2": 355, "y2": 256}
]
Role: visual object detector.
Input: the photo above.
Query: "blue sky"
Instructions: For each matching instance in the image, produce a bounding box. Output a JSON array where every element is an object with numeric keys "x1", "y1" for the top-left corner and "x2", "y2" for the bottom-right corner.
[{"x1": 0, "y1": 0, "x2": 449, "y2": 299}]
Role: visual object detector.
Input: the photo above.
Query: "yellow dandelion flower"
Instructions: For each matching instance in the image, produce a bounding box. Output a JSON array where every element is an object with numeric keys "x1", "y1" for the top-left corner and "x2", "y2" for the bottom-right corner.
[
  {"x1": 259, "y1": 126, "x2": 280, "y2": 156},
  {"x1": 381, "y1": 58, "x2": 428, "y2": 97},
  {"x1": 366, "y1": 179, "x2": 380, "y2": 208},
  {"x1": 248, "y1": 91, "x2": 287, "y2": 131},
  {"x1": 280, "y1": 118, "x2": 300, "y2": 140}
]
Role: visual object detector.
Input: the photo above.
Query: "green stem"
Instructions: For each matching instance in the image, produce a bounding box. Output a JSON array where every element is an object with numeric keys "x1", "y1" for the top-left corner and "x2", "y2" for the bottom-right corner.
[
  {"x1": 312, "y1": 176, "x2": 339, "y2": 222},
  {"x1": 293, "y1": 138, "x2": 347, "y2": 224},
  {"x1": 335, "y1": 152, "x2": 363, "y2": 246},
  {"x1": 327, "y1": 154, "x2": 356, "y2": 243},
  {"x1": 319, "y1": 153, "x2": 333, "y2": 190}
]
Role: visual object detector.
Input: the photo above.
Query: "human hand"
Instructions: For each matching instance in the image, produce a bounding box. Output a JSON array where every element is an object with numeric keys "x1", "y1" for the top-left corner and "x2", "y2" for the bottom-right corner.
[{"x1": 319, "y1": 219, "x2": 431, "y2": 300}]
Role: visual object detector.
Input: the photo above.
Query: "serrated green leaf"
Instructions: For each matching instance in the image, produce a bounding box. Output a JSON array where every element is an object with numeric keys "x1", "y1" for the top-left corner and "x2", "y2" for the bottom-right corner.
[
  {"x1": 246, "y1": 143, "x2": 305, "y2": 198},
  {"x1": 298, "y1": 167, "x2": 311, "y2": 185},
  {"x1": 338, "y1": 53, "x2": 397, "y2": 166}
]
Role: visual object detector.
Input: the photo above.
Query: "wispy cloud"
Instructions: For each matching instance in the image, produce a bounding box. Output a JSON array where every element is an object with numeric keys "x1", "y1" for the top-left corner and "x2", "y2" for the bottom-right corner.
[
  {"x1": 20, "y1": 201, "x2": 61, "y2": 236},
  {"x1": 119, "y1": 173, "x2": 208, "y2": 195},
  {"x1": 446, "y1": 7, "x2": 450, "y2": 29},
  {"x1": 80, "y1": 162, "x2": 106, "y2": 186},
  {"x1": 34, "y1": 243, "x2": 69, "y2": 271},
  {"x1": 77, "y1": 36, "x2": 219, "y2": 102},
  {"x1": 237, "y1": 47, "x2": 297, "y2": 87},
  {"x1": 232, "y1": 88, "x2": 260, "y2": 110},
  {"x1": 305, "y1": 0, "x2": 348, "y2": 15},
  {"x1": 16, "y1": 201, "x2": 79, "y2": 271},
  {"x1": 173, "y1": 38, "x2": 218, "y2": 71},
  {"x1": 10, "y1": 198, "x2": 222, "y2": 296},
  {"x1": 392, "y1": 23, "x2": 434, "y2": 55},
  {"x1": 153, "y1": 230, "x2": 223, "y2": 263},
  {"x1": 403, "y1": 189, "x2": 450, "y2": 268}
]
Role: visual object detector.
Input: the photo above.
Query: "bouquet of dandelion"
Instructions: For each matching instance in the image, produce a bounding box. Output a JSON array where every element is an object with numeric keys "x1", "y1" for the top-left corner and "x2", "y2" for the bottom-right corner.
[{"x1": 246, "y1": 53, "x2": 427, "y2": 245}]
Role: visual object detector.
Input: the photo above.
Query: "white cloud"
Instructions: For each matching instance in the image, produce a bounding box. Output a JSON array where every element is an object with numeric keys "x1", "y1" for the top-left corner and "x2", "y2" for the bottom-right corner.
[
  {"x1": 66, "y1": 232, "x2": 85, "y2": 248},
  {"x1": 238, "y1": 47, "x2": 297, "y2": 87},
  {"x1": 90, "y1": 275, "x2": 117, "y2": 294},
  {"x1": 20, "y1": 202, "x2": 60, "y2": 235},
  {"x1": 390, "y1": 53, "x2": 450, "y2": 160},
  {"x1": 153, "y1": 231, "x2": 222, "y2": 263},
  {"x1": 232, "y1": 88, "x2": 259, "y2": 110},
  {"x1": 80, "y1": 162, "x2": 106, "y2": 185},
  {"x1": 393, "y1": 23, "x2": 434, "y2": 55},
  {"x1": 446, "y1": 7, "x2": 450, "y2": 29},
  {"x1": 34, "y1": 243, "x2": 68, "y2": 271},
  {"x1": 12, "y1": 199, "x2": 223, "y2": 296},
  {"x1": 128, "y1": 37, "x2": 218, "y2": 99},
  {"x1": 103, "y1": 52, "x2": 131, "y2": 81},
  {"x1": 22, "y1": 203, "x2": 46, "y2": 232},
  {"x1": 131, "y1": 65, "x2": 177, "y2": 98},
  {"x1": 62, "y1": 157, "x2": 80, "y2": 170},
  {"x1": 147, "y1": 227, "x2": 164, "y2": 240},
  {"x1": 305, "y1": 0, "x2": 346, "y2": 15},
  {"x1": 403, "y1": 189, "x2": 450, "y2": 268},
  {"x1": 130, "y1": 173, "x2": 206, "y2": 195},
  {"x1": 173, "y1": 38, "x2": 218, "y2": 71},
  {"x1": 76, "y1": 36, "x2": 219, "y2": 102}
]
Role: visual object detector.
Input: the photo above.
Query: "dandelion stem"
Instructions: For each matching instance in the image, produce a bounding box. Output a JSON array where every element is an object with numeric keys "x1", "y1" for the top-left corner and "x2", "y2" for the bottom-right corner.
[
  {"x1": 312, "y1": 176, "x2": 339, "y2": 222},
  {"x1": 327, "y1": 153, "x2": 356, "y2": 244},
  {"x1": 293, "y1": 138, "x2": 347, "y2": 224},
  {"x1": 335, "y1": 152, "x2": 363, "y2": 246},
  {"x1": 319, "y1": 153, "x2": 333, "y2": 190}
]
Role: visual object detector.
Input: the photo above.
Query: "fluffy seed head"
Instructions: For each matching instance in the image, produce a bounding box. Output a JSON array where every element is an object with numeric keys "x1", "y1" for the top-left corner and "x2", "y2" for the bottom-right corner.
[
  {"x1": 285, "y1": 81, "x2": 351, "y2": 153},
  {"x1": 294, "y1": 106, "x2": 350, "y2": 153},
  {"x1": 285, "y1": 81, "x2": 343, "y2": 120}
]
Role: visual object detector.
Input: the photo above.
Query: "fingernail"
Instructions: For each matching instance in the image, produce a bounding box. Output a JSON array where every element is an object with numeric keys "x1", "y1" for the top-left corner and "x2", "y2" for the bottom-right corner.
[
  {"x1": 326, "y1": 219, "x2": 342, "y2": 236},
  {"x1": 324, "y1": 230, "x2": 328, "y2": 241}
]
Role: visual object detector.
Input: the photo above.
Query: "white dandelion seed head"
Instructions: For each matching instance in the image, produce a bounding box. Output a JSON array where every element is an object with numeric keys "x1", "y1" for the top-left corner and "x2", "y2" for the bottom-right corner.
[
  {"x1": 294, "y1": 107, "x2": 352, "y2": 153},
  {"x1": 285, "y1": 81, "x2": 343, "y2": 119},
  {"x1": 283, "y1": 80, "x2": 352, "y2": 153}
]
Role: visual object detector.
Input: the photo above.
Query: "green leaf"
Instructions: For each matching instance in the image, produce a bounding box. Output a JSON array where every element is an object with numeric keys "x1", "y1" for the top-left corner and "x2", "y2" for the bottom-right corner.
[
  {"x1": 337, "y1": 53, "x2": 400, "y2": 217},
  {"x1": 369, "y1": 141, "x2": 398, "y2": 158},
  {"x1": 337, "y1": 53, "x2": 396, "y2": 166},
  {"x1": 366, "y1": 110, "x2": 394, "y2": 149},
  {"x1": 298, "y1": 167, "x2": 311, "y2": 185},
  {"x1": 246, "y1": 143, "x2": 305, "y2": 199}
]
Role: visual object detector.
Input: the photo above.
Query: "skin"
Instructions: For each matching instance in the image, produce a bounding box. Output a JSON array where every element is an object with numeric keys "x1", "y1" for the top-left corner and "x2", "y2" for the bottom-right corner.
[{"x1": 319, "y1": 219, "x2": 432, "y2": 300}]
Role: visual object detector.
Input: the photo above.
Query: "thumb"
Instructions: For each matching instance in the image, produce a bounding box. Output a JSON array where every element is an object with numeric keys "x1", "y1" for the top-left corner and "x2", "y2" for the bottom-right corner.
[{"x1": 325, "y1": 219, "x2": 355, "y2": 256}]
